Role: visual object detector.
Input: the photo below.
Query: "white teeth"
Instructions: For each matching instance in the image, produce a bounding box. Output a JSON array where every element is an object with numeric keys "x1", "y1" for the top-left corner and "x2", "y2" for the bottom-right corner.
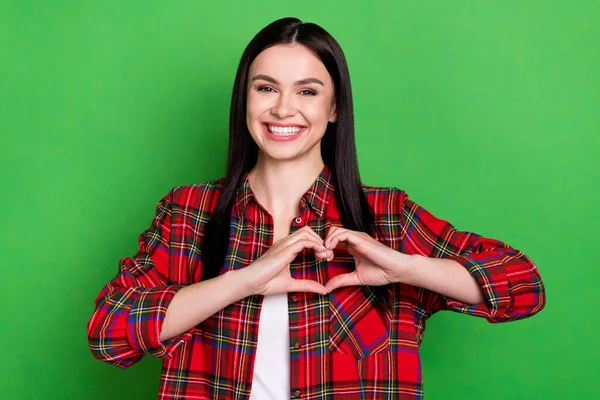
[{"x1": 268, "y1": 125, "x2": 302, "y2": 135}]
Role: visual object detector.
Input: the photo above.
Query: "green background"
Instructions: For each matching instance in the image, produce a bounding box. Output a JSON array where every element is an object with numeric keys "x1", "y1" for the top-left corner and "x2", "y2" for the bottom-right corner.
[{"x1": 2, "y1": 0, "x2": 598, "y2": 399}]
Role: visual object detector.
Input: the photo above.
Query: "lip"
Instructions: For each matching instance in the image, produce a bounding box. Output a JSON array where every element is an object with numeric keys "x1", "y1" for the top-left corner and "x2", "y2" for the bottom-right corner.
[
  {"x1": 264, "y1": 121, "x2": 306, "y2": 128},
  {"x1": 262, "y1": 123, "x2": 307, "y2": 142}
]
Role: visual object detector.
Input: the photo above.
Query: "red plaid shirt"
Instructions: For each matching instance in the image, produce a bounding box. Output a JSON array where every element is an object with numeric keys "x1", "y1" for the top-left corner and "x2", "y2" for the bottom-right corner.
[{"x1": 88, "y1": 167, "x2": 545, "y2": 399}]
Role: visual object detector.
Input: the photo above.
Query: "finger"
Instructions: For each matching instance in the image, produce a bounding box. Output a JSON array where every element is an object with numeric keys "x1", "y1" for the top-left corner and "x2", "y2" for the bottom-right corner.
[
  {"x1": 285, "y1": 233, "x2": 324, "y2": 252},
  {"x1": 312, "y1": 247, "x2": 334, "y2": 262},
  {"x1": 299, "y1": 225, "x2": 323, "y2": 241},
  {"x1": 326, "y1": 230, "x2": 361, "y2": 250},
  {"x1": 288, "y1": 278, "x2": 328, "y2": 295},
  {"x1": 324, "y1": 226, "x2": 342, "y2": 248},
  {"x1": 294, "y1": 225, "x2": 321, "y2": 240},
  {"x1": 285, "y1": 239, "x2": 328, "y2": 262},
  {"x1": 325, "y1": 272, "x2": 361, "y2": 292},
  {"x1": 325, "y1": 227, "x2": 353, "y2": 249},
  {"x1": 286, "y1": 226, "x2": 323, "y2": 247}
]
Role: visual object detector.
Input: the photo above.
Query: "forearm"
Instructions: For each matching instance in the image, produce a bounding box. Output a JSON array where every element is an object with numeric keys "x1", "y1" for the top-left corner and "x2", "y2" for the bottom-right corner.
[
  {"x1": 399, "y1": 254, "x2": 485, "y2": 305},
  {"x1": 160, "y1": 270, "x2": 253, "y2": 341}
]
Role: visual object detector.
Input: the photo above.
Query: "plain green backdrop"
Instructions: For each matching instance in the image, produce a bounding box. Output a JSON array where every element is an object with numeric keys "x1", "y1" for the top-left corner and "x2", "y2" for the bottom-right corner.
[{"x1": 2, "y1": 0, "x2": 599, "y2": 399}]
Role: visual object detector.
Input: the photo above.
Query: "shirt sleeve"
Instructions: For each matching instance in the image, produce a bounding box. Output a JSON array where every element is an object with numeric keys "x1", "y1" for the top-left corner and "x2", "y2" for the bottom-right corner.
[
  {"x1": 87, "y1": 188, "x2": 194, "y2": 368},
  {"x1": 398, "y1": 193, "x2": 546, "y2": 323}
]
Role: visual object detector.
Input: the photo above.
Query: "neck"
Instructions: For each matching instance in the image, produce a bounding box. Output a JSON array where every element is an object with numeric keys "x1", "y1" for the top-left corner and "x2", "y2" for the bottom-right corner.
[{"x1": 248, "y1": 155, "x2": 324, "y2": 219}]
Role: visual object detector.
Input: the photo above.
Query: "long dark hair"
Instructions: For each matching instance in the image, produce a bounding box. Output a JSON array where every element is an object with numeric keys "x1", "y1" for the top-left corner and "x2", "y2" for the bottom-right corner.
[{"x1": 201, "y1": 17, "x2": 375, "y2": 280}]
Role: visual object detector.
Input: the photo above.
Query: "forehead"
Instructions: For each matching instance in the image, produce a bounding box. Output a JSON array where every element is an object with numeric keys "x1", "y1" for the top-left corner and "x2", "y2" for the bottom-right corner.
[{"x1": 249, "y1": 44, "x2": 332, "y2": 85}]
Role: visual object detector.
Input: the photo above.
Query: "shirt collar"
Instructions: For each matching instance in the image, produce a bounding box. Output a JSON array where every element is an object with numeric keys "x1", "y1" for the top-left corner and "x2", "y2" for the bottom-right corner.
[{"x1": 233, "y1": 165, "x2": 334, "y2": 218}]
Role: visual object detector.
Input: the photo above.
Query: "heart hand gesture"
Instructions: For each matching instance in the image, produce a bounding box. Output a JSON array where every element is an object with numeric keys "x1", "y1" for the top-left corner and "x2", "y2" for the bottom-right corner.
[{"x1": 323, "y1": 226, "x2": 405, "y2": 292}]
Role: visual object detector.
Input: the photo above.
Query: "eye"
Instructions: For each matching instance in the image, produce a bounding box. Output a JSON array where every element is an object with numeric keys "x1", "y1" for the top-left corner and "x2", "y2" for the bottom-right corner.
[
  {"x1": 257, "y1": 86, "x2": 275, "y2": 93},
  {"x1": 299, "y1": 89, "x2": 317, "y2": 96}
]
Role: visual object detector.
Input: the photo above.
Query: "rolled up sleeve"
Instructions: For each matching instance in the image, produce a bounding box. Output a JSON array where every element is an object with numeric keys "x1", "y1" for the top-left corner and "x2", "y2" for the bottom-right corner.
[
  {"x1": 87, "y1": 189, "x2": 194, "y2": 368},
  {"x1": 399, "y1": 194, "x2": 546, "y2": 323}
]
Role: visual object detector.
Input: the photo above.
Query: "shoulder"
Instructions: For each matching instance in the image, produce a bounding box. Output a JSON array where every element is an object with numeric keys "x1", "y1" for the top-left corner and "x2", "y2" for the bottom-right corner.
[
  {"x1": 361, "y1": 184, "x2": 407, "y2": 207},
  {"x1": 360, "y1": 184, "x2": 411, "y2": 224},
  {"x1": 164, "y1": 178, "x2": 225, "y2": 211}
]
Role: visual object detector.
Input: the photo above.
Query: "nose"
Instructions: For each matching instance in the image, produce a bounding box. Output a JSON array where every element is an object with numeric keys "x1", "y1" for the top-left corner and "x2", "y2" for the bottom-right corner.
[{"x1": 271, "y1": 92, "x2": 296, "y2": 119}]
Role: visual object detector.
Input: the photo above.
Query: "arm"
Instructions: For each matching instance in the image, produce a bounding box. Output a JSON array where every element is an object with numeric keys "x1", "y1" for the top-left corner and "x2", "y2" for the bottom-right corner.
[
  {"x1": 86, "y1": 189, "x2": 193, "y2": 367},
  {"x1": 87, "y1": 190, "x2": 327, "y2": 368},
  {"x1": 399, "y1": 194, "x2": 546, "y2": 322},
  {"x1": 162, "y1": 227, "x2": 330, "y2": 340},
  {"x1": 87, "y1": 189, "x2": 255, "y2": 367},
  {"x1": 158, "y1": 271, "x2": 251, "y2": 341},
  {"x1": 400, "y1": 255, "x2": 485, "y2": 305}
]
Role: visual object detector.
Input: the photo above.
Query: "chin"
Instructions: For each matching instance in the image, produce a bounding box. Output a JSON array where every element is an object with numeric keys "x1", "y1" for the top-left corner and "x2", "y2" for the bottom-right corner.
[
  {"x1": 261, "y1": 143, "x2": 324, "y2": 165},
  {"x1": 262, "y1": 149, "x2": 305, "y2": 162}
]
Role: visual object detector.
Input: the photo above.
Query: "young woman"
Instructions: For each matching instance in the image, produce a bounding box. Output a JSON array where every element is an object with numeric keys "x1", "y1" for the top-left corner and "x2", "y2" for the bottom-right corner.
[{"x1": 88, "y1": 17, "x2": 545, "y2": 399}]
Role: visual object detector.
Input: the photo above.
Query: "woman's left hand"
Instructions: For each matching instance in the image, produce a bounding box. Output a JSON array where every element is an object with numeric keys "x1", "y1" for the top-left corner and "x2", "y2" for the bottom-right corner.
[{"x1": 324, "y1": 226, "x2": 409, "y2": 292}]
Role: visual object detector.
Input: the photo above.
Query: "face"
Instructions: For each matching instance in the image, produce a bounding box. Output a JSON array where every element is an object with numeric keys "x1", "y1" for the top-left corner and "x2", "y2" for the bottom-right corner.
[{"x1": 246, "y1": 44, "x2": 337, "y2": 164}]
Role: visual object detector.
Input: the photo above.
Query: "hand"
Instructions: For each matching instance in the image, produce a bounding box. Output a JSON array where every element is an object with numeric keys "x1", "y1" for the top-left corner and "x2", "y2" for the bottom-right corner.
[
  {"x1": 324, "y1": 226, "x2": 408, "y2": 292},
  {"x1": 241, "y1": 226, "x2": 333, "y2": 296}
]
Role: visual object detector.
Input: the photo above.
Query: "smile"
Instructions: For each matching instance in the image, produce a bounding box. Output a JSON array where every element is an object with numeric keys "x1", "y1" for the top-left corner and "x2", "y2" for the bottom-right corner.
[{"x1": 266, "y1": 124, "x2": 304, "y2": 136}]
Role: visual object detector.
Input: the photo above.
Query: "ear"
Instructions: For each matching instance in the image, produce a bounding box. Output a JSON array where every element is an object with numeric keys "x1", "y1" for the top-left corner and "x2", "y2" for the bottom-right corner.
[{"x1": 329, "y1": 104, "x2": 337, "y2": 123}]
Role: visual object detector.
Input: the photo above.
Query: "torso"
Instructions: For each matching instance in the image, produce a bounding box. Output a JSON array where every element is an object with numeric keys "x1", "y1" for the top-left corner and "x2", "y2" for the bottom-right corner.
[{"x1": 249, "y1": 216, "x2": 294, "y2": 399}]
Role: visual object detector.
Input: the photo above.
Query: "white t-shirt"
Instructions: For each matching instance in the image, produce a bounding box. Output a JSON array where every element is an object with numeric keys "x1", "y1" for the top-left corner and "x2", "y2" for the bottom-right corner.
[{"x1": 249, "y1": 293, "x2": 290, "y2": 400}]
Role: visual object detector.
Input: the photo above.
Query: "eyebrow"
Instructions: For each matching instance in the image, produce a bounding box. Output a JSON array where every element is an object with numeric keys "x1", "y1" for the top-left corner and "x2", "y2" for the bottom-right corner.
[{"x1": 251, "y1": 74, "x2": 324, "y2": 86}]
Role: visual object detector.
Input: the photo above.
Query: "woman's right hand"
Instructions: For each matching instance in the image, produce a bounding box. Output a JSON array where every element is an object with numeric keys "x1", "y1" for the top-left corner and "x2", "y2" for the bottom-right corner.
[{"x1": 239, "y1": 226, "x2": 332, "y2": 296}]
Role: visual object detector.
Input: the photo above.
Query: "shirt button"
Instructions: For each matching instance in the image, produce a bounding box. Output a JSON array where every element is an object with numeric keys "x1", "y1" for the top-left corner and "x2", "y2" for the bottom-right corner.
[
  {"x1": 294, "y1": 390, "x2": 301, "y2": 398},
  {"x1": 294, "y1": 217, "x2": 302, "y2": 224},
  {"x1": 291, "y1": 295, "x2": 297, "y2": 301},
  {"x1": 294, "y1": 342, "x2": 301, "y2": 349}
]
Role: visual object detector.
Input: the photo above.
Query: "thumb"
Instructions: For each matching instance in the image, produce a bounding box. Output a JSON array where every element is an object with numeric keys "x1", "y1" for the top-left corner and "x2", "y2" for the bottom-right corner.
[
  {"x1": 325, "y1": 272, "x2": 360, "y2": 292},
  {"x1": 288, "y1": 279, "x2": 328, "y2": 295}
]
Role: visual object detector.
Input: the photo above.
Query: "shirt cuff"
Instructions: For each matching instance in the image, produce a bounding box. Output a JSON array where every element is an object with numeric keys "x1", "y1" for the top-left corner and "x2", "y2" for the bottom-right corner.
[
  {"x1": 446, "y1": 254, "x2": 511, "y2": 320},
  {"x1": 126, "y1": 286, "x2": 194, "y2": 358}
]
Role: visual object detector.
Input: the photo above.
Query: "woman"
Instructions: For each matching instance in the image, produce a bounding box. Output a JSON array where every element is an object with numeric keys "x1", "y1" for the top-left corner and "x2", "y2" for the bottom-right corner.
[{"x1": 88, "y1": 17, "x2": 545, "y2": 399}]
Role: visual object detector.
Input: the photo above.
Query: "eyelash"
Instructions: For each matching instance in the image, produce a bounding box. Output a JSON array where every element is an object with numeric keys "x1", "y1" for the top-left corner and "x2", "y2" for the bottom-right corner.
[
  {"x1": 256, "y1": 86, "x2": 317, "y2": 96},
  {"x1": 300, "y1": 89, "x2": 317, "y2": 96}
]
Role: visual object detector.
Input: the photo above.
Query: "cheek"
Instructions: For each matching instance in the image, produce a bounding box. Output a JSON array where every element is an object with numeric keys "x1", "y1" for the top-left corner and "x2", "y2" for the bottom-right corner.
[
  {"x1": 303, "y1": 99, "x2": 334, "y2": 125},
  {"x1": 245, "y1": 95, "x2": 258, "y2": 136},
  {"x1": 246, "y1": 93, "x2": 270, "y2": 121},
  {"x1": 246, "y1": 93, "x2": 257, "y2": 119}
]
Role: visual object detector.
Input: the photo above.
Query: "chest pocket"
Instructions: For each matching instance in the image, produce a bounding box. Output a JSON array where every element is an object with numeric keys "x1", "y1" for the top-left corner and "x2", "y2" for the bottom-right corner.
[{"x1": 328, "y1": 255, "x2": 392, "y2": 359}]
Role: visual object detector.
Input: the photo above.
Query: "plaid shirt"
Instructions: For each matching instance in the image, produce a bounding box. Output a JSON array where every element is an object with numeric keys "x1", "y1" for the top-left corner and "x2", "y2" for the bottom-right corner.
[{"x1": 88, "y1": 167, "x2": 545, "y2": 399}]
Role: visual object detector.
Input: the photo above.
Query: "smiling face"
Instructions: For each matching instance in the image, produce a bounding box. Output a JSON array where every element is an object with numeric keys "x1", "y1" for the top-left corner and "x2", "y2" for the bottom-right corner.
[{"x1": 246, "y1": 44, "x2": 337, "y2": 164}]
